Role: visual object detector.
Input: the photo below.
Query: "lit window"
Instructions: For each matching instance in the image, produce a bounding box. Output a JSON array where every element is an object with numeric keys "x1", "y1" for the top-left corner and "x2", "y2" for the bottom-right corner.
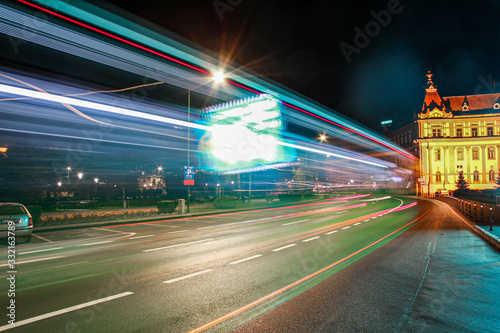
[
  {"x1": 473, "y1": 170, "x2": 480, "y2": 182},
  {"x1": 487, "y1": 127, "x2": 494, "y2": 136},
  {"x1": 456, "y1": 128, "x2": 462, "y2": 137},
  {"x1": 489, "y1": 170, "x2": 496, "y2": 181},
  {"x1": 435, "y1": 149, "x2": 441, "y2": 161},
  {"x1": 435, "y1": 171, "x2": 442, "y2": 183},
  {"x1": 472, "y1": 128, "x2": 478, "y2": 137},
  {"x1": 472, "y1": 147, "x2": 479, "y2": 160},
  {"x1": 457, "y1": 148, "x2": 464, "y2": 160},
  {"x1": 488, "y1": 147, "x2": 495, "y2": 159}
]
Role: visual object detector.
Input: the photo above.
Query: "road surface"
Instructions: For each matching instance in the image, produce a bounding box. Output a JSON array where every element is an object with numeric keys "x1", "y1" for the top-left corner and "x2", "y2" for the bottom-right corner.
[{"x1": 1, "y1": 195, "x2": 498, "y2": 332}]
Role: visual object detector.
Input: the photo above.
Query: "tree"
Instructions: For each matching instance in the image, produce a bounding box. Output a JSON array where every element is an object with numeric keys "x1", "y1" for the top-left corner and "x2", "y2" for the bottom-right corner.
[{"x1": 455, "y1": 171, "x2": 469, "y2": 195}]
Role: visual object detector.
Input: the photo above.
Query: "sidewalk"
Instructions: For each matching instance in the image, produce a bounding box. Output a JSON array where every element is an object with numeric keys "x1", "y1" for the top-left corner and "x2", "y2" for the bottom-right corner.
[{"x1": 438, "y1": 197, "x2": 500, "y2": 251}]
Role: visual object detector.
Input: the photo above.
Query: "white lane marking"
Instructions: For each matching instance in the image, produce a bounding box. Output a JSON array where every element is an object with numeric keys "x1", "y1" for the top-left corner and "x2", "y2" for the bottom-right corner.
[
  {"x1": 93, "y1": 227, "x2": 133, "y2": 235},
  {"x1": 143, "y1": 238, "x2": 214, "y2": 252},
  {"x1": 353, "y1": 222, "x2": 361, "y2": 226},
  {"x1": 32, "y1": 233, "x2": 53, "y2": 243},
  {"x1": 198, "y1": 216, "x2": 284, "y2": 230},
  {"x1": 371, "y1": 217, "x2": 377, "y2": 220},
  {"x1": 341, "y1": 226, "x2": 351, "y2": 230},
  {"x1": 362, "y1": 196, "x2": 392, "y2": 202},
  {"x1": 148, "y1": 224, "x2": 178, "y2": 228},
  {"x1": 282, "y1": 219, "x2": 309, "y2": 226},
  {"x1": 272, "y1": 244, "x2": 297, "y2": 252},
  {"x1": 0, "y1": 256, "x2": 65, "y2": 267},
  {"x1": 325, "y1": 230, "x2": 338, "y2": 235},
  {"x1": 19, "y1": 247, "x2": 64, "y2": 255},
  {"x1": 302, "y1": 236, "x2": 320, "y2": 242},
  {"x1": 168, "y1": 230, "x2": 188, "y2": 234},
  {"x1": 163, "y1": 269, "x2": 214, "y2": 284},
  {"x1": 128, "y1": 235, "x2": 154, "y2": 240},
  {"x1": 0, "y1": 292, "x2": 134, "y2": 331},
  {"x1": 363, "y1": 219, "x2": 370, "y2": 222},
  {"x1": 229, "y1": 254, "x2": 263, "y2": 265},
  {"x1": 78, "y1": 240, "x2": 114, "y2": 247},
  {"x1": 334, "y1": 210, "x2": 348, "y2": 214},
  {"x1": 198, "y1": 225, "x2": 217, "y2": 229}
]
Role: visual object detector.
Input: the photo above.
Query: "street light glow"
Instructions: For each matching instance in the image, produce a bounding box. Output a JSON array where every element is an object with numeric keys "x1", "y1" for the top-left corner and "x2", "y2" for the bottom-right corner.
[
  {"x1": 78, "y1": 172, "x2": 83, "y2": 179},
  {"x1": 213, "y1": 71, "x2": 225, "y2": 83},
  {"x1": 320, "y1": 134, "x2": 327, "y2": 141}
]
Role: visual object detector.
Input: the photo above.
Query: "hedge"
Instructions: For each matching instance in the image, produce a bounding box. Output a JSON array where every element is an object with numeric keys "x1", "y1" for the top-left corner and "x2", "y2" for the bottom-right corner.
[{"x1": 157, "y1": 200, "x2": 178, "y2": 214}]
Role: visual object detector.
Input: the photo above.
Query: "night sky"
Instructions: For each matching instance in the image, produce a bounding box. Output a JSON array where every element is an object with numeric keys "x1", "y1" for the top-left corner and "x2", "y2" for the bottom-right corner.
[{"x1": 90, "y1": 0, "x2": 500, "y2": 132}]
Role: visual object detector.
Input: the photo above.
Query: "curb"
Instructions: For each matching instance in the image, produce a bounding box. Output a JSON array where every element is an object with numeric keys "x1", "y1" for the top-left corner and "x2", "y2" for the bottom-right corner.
[
  {"x1": 472, "y1": 225, "x2": 500, "y2": 251},
  {"x1": 439, "y1": 198, "x2": 500, "y2": 252}
]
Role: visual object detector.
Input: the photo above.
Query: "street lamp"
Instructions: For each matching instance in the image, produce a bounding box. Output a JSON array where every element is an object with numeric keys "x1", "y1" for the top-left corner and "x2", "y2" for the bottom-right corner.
[
  {"x1": 67, "y1": 166, "x2": 71, "y2": 184},
  {"x1": 77, "y1": 172, "x2": 83, "y2": 180}
]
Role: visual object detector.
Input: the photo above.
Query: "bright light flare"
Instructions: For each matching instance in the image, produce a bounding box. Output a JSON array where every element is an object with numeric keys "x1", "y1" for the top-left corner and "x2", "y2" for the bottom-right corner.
[{"x1": 213, "y1": 71, "x2": 225, "y2": 83}]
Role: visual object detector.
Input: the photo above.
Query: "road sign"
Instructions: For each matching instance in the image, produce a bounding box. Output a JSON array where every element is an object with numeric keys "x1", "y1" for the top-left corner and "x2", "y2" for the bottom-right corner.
[{"x1": 184, "y1": 166, "x2": 194, "y2": 185}]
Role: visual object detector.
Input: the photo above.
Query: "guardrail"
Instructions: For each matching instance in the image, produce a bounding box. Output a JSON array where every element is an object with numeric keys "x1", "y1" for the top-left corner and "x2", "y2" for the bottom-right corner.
[{"x1": 448, "y1": 197, "x2": 494, "y2": 231}]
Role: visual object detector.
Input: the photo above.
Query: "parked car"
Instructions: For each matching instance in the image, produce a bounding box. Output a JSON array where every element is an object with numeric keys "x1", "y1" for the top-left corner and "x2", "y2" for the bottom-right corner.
[{"x1": 0, "y1": 203, "x2": 33, "y2": 242}]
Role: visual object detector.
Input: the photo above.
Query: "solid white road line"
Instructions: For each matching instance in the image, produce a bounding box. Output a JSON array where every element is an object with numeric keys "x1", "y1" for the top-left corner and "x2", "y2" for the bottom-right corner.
[
  {"x1": 272, "y1": 244, "x2": 297, "y2": 252},
  {"x1": 163, "y1": 269, "x2": 214, "y2": 284},
  {"x1": 341, "y1": 226, "x2": 351, "y2": 230},
  {"x1": 168, "y1": 230, "x2": 188, "y2": 234},
  {"x1": 127, "y1": 235, "x2": 154, "y2": 240},
  {"x1": 0, "y1": 256, "x2": 65, "y2": 267},
  {"x1": 302, "y1": 236, "x2": 320, "y2": 242},
  {"x1": 31, "y1": 233, "x2": 53, "y2": 243},
  {"x1": 229, "y1": 255, "x2": 263, "y2": 265},
  {"x1": 143, "y1": 238, "x2": 214, "y2": 252},
  {"x1": 19, "y1": 247, "x2": 64, "y2": 255},
  {"x1": 0, "y1": 292, "x2": 134, "y2": 331},
  {"x1": 78, "y1": 240, "x2": 114, "y2": 247},
  {"x1": 282, "y1": 219, "x2": 309, "y2": 226},
  {"x1": 325, "y1": 230, "x2": 338, "y2": 235}
]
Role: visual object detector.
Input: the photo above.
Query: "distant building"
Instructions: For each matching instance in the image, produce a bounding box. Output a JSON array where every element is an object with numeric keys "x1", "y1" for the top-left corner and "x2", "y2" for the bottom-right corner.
[
  {"x1": 137, "y1": 170, "x2": 165, "y2": 191},
  {"x1": 416, "y1": 71, "x2": 500, "y2": 195}
]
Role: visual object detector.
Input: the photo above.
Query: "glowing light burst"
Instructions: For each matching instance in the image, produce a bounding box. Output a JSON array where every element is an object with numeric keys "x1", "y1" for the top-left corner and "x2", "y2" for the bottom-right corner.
[{"x1": 0, "y1": 83, "x2": 210, "y2": 131}]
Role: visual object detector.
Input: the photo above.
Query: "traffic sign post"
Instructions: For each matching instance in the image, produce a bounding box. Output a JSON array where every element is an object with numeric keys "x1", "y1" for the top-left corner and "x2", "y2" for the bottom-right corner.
[{"x1": 184, "y1": 166, "x2": 194, "y2": 214}]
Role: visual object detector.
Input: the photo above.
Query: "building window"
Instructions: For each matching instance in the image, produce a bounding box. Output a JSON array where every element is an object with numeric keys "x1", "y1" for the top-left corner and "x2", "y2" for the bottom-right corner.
[
  {"x1": 435, "y1": 149, "x2": 441, "y2": 161},
  {"x1": 457, "y1": 148, "x2": 464, "y2": 160},
  {"x1": 488, "y1": 147, "x2": 495, "y2": 159},
  {"x1": 432, "y1": 129, "x2": 442, "y2": 137},
  {"x1": 472, "y1": 147, "x2": 479, "y2": 160},
  {"x1": 435, "y1": 171, "x2": 442, "y2": 183},
  {"x1": 456, "y1": 128, "x2": 462, "y2": 137},
  {"x1": 487, "y1": 127, "x2": 494, "y2": 136},
  {"x1": 489, "y1": 170, "x2": 496, "y2": 181},
  {"x1": 472, "y1": 127, "x2": 478, "y2": 137},
  {"x1": 473, "y1": 170, "x2": 480, "y2": 182}
]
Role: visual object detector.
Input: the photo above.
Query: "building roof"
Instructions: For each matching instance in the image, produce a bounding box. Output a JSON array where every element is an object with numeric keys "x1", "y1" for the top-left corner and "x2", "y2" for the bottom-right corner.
[
  {"x1": 422, "y1": 71, "x2": 446, "y2": 112},
  {"x1": 443, "y1": 93, "x2": 500, "y2": 112}
]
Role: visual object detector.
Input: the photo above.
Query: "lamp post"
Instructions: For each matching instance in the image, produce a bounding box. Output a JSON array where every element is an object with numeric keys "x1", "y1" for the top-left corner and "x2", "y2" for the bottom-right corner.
[{"x1": 67, "y1": 166, "x2": 71, "y2": 185}]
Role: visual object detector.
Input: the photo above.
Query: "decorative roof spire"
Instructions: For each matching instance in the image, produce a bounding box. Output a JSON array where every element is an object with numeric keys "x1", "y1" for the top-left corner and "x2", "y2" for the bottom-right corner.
[
  {"x1": 426, "y1": 71, "x2": 436, "y2": 90},
  {"x1": 422, "y1": 71, "x2": 445, "y2": 112}
]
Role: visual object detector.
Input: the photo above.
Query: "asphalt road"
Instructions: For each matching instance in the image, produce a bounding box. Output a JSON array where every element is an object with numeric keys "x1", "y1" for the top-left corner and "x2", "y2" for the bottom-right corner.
[{"x1": 0, "y1": 195, "x2": 498, "y2": 332}]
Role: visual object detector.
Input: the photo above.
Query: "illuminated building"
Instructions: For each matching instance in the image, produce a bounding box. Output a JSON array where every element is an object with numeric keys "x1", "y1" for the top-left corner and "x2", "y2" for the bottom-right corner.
[{"x1": 417, "y1": 72, "x2": 500, "y2": 195}]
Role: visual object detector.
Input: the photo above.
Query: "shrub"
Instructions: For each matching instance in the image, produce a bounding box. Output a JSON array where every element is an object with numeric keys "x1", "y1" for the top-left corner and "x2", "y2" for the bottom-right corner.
[
  {"x1": 213, "y1": 196, "x2": 238, "y2": 209},
  {"x1": 156, "y1": 200, "x2": 178, "y2": 214},
  {"x1": 278, "y1": 193, "x2": 303, "y2": 202},
  {"x1": 25, "y1": 205, "x2": 42, "y2": 224}
]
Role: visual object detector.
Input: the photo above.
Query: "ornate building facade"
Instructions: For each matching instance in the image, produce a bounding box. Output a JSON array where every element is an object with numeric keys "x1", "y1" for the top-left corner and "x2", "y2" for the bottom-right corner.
[{"x1": 417, "y1": 72, "x2": 500, "y2": 195}]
